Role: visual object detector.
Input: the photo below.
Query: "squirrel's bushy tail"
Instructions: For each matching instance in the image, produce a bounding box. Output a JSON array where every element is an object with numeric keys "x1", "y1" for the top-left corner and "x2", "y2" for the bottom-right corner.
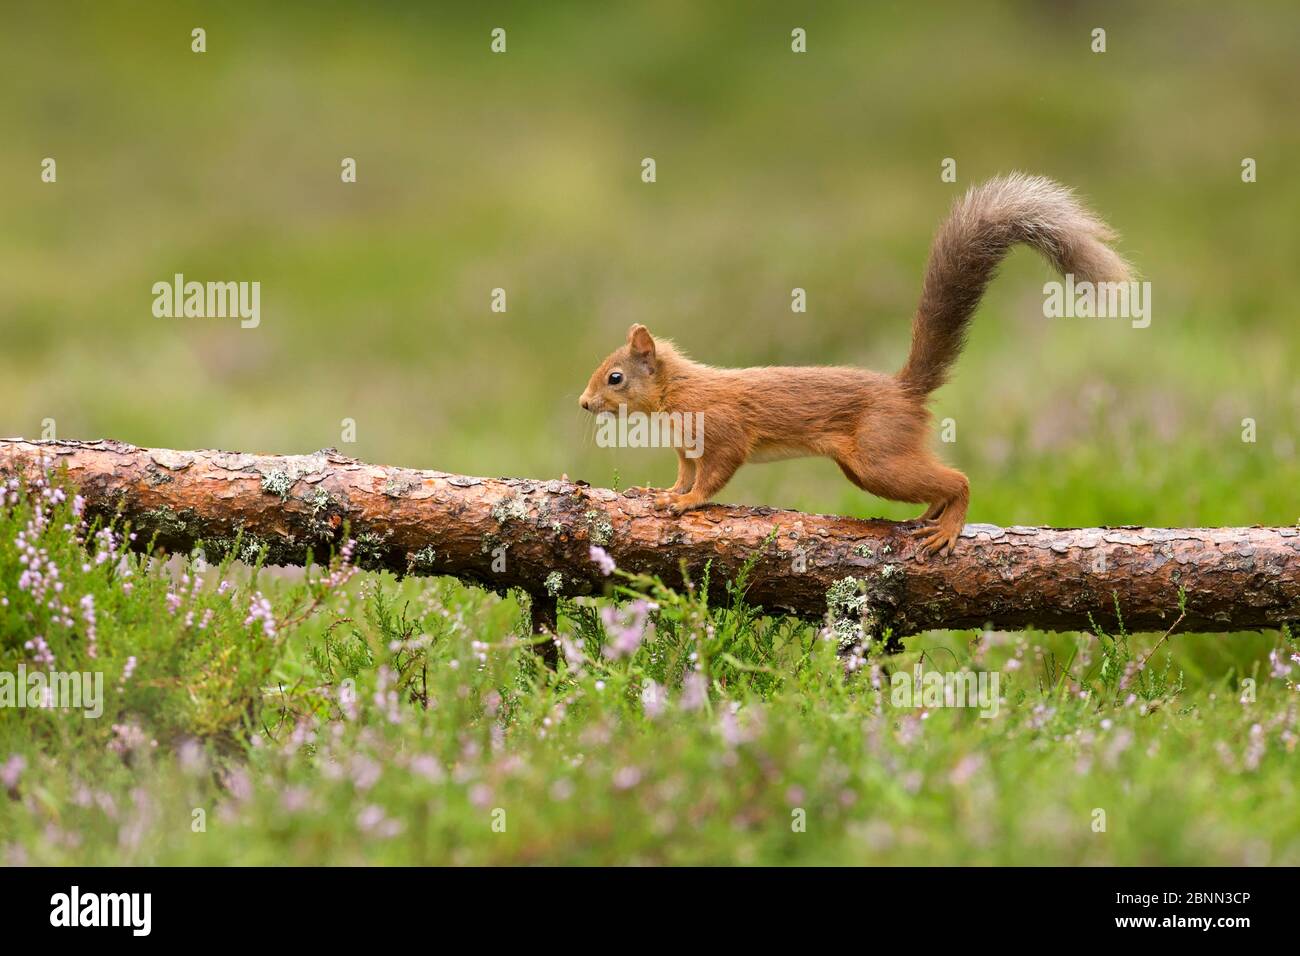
[{"x1": 897, "y1": 173, "x2": 1130, "y2": 395}]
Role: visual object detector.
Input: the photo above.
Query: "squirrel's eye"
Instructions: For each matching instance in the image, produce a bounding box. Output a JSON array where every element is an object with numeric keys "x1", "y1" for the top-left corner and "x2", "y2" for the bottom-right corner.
[{"x1": 607, "y1": 371, "x2": 624, "y2": 385}]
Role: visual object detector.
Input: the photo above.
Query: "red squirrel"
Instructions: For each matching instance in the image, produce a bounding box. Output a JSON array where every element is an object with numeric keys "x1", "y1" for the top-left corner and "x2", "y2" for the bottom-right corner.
[{"x1": 579, "y1": 174, "x2": 1130, "y2": 556}]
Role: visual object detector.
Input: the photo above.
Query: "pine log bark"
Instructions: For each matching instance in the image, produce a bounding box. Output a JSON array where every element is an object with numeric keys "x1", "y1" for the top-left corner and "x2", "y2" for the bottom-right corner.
[{"x1": 2, "y1": 439, "x2": 1298, "y2": 640}]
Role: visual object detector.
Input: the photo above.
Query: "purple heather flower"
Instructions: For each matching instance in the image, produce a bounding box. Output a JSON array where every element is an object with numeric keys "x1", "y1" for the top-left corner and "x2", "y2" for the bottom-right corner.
[
  {"x1": 612, "y1": 766, "x2": 642, "y2": 790},
  {"x1": 680, "y1": 671, "x2": 708, "y2": 711},
  {"x1": 948, "y1": 754, "x2": 984, "y2": 787},
  {"x1": 24, "y1": 635, "x2": 55, "y2": 669},
  {"x1": 641, "y1": 679, "x2": 665, "y2": 719},
  {"x1": 600, "y1": 600, "x2": 654, "y2": 659},
  {"x1": 281, "y1": 787, "x2": 312, "y2": 814},
  {"x1": 350, "y1": 755, "x2": 382, "y2": 791},
  {"x1": 409, "y1": 755, "x2": 445, "y2": 783},
  {"x1": 1, "y1": 755, "x2": 26, "y2": 790},
  {"x1": 79, "y1": 593, "x2": 97, "y2": 658},
  {"x1": 244, "y1": 591, "x2": 276, "y2": 638},
  {"x1": 589, "y1": 545, "x2": 616, "y2": 576},
  {"x1": 356, "y1": 804, "x2": 403, "y2": 838},
  {"x1": 1269, "y1": 648, "x2": 1293, "y2": 680}
]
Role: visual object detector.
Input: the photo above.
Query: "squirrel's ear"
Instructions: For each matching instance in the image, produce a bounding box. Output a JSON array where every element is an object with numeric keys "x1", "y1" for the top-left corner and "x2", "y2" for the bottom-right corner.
[{"x1": 628, "y1": 324, "x2": 655, "y2": 359}]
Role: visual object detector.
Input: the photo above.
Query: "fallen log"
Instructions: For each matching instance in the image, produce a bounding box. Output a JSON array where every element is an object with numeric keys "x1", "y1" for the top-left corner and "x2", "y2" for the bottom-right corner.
[{"x1": 2, "y1": 439, "x2": 1297, "y2": 646}]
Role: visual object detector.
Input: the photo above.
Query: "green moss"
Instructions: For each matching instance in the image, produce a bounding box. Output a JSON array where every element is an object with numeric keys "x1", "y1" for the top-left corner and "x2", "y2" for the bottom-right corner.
[
  {"x1": 585, "y1": 509, "x2": 613, "y2": 546},
  {"x1": 137, "y1": 506, "x2": 191, "y2": 541},
  {"x1": 260, "y1": 470, "x2": 294, "y2": 499},
  {"x1": 826, "y1": 576, "x2": 866, "y2": 617},
  {"x1": 826, "y1": 576, "x2": 869, "y2": 647},
  {"x1": 354, "y1": 530, "x2": 391, "y2": 567},
  {"x1": 383, "y1": 474, "x2": 421, "y2": 498},
  {"x1": 195, "y1": 529, "x2": 264, "y2": 566},
  {"x1": 491, "y1": 495, "x2": 530, "y2": 524},
  {"x1": 239, "y1": 534, "x2": 266, "y2": 565},
  {"x1": 304, "y1": 488, "x2": 340, "y2": 542},
  {"x1": 199, "y1": 536, "x2": 233, "y2": 563},
  {"x1": 544, "y1": 570, "x2": 564, "y2": 597}
]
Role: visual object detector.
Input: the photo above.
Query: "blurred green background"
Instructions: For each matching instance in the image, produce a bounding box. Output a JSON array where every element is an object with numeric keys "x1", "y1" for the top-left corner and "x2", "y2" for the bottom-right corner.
[{"x1": 3, "y1": 0, "x2": 1297, "y2": 532}]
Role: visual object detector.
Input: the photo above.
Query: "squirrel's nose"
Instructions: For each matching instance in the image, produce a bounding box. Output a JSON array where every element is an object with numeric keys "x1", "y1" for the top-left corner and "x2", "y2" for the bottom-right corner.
[{"x1": 579, "y1": 396, "x2": 590, "y2": 410}]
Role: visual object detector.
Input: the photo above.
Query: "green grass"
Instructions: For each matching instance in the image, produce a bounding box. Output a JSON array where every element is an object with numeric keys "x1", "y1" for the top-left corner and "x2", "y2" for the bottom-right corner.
[
  {"x1": 2, "y1": 1, "x2": 1298, "y2": 864},
  {"x1": 1, "y1": 462, "x2": 1298, "y2": 865}
]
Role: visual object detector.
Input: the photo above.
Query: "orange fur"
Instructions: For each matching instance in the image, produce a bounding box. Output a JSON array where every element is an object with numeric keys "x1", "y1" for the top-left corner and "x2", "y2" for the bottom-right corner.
[{"x1": 579, "y1": 174, "x2": 1130, "y2": 556}]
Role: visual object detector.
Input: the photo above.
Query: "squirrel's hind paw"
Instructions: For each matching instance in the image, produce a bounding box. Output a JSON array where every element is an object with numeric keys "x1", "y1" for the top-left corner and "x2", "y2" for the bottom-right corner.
[
  {"x1": 653, "y1": 492, "x2": 706, "y2": 515},
  {"x1": 911, "y1": 522, "x2": 958, "y2": 559},
  {"x1": 652, "y1": 492, "x2": 682, "y2": 513}
]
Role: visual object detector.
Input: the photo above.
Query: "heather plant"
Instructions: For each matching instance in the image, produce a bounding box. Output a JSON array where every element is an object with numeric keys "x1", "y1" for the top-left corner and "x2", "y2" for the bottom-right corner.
[{"x1": 2, "y1": 463, "x2": 1298, "y2": 865}]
